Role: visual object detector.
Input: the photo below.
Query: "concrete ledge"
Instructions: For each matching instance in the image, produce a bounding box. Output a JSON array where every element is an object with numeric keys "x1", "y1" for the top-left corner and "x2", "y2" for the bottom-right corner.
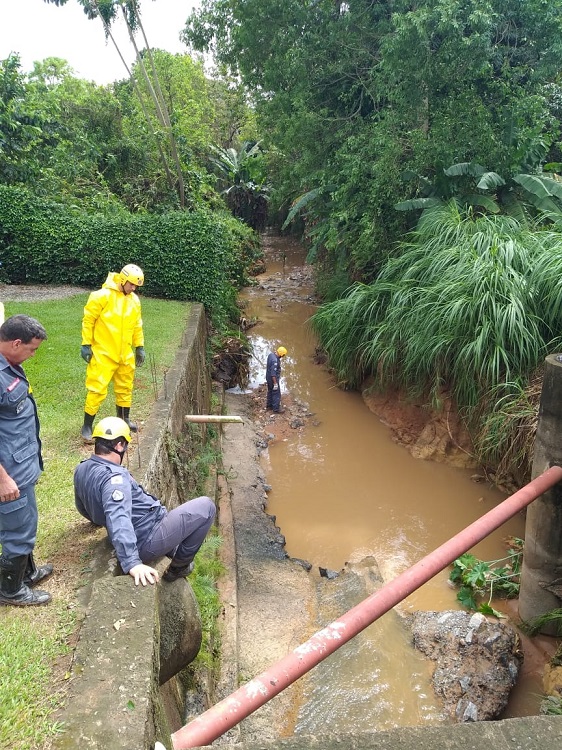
[
  {"x1": 56, "y1": 578, "x2": 160, "y2": 749},
  {"x1": 205, "y1": 714, "x2": 562, "y2": 750},
  {"x1": 55, "y1": 303, "x2": 213, "y2": 750}
]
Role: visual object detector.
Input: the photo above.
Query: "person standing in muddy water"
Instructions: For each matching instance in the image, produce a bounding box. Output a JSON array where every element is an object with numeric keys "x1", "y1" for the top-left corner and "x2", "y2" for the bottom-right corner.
[{"x1": 266, "y1": 346, "x2": 287, "y2": 413}]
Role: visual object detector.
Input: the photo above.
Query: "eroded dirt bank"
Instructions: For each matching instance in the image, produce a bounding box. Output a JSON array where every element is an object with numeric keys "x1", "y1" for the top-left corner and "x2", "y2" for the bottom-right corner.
[{"x1": 222, "y1": 233, "x2": 554, "y2": 731}]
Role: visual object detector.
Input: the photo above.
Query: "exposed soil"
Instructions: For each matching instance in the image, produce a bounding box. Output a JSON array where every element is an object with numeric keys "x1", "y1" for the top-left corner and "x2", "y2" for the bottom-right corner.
[
  {"x1": 2, "y1": 278, "x2": 559, "y2": 736},
  {"x1": 362, "y1": 381, "x2": 479, "y2": 468}
]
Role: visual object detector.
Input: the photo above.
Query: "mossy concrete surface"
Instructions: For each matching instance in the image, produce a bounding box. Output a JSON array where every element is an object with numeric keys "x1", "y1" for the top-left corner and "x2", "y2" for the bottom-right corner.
[
  {"x1": 55, "y1": 303, "x2": 212, "y2": 750},
  {"x1": 194, "y1": 715, "x2": 562, "y2": 750}
]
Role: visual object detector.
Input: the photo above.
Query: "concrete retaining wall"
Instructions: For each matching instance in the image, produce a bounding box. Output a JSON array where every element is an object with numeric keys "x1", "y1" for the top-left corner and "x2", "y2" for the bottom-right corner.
[{"x1": 55, "y1": 303, "x2": 212, "y2": 750}]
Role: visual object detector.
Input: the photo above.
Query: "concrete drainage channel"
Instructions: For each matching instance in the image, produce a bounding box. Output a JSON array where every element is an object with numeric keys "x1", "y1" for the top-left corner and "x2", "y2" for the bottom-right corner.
[
  {"x1": 54, "y1": 304, "x2": 214, "y2": 750},
  {"x1": 53, "y1": 303, "x2": 562, "y2": 750},
  {"x1": 187, "y1": 396, "x2": 562, "y2": 750}
]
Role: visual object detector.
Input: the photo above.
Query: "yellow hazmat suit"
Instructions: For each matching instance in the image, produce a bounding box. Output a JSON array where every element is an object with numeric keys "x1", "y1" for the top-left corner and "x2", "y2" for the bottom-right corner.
[{"x1": 82, "y1": 272, "x2": 144, "y2": 414}]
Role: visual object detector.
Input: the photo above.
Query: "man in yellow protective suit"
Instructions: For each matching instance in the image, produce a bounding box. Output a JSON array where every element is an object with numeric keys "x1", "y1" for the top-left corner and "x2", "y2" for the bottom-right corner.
[{"x1": 80, "y1": 264, "x2": 146, "y2": 441}]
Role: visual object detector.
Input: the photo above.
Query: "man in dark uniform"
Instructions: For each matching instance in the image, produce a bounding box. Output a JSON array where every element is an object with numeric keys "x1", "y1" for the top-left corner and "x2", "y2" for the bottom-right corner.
[
  {"x1": 0, "y1": 315, "x2": 52, "y2": 606},
  {"x1": 266, "y1": 345, "x2": 287, "y2": 413},
  {"x1": 73, "y1": 417, "x2": 216, "y2": 585}
]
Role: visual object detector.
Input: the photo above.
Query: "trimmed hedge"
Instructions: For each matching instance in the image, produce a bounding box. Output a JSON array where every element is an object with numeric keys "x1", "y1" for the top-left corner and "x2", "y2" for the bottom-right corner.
[{"x1": 0, "y1": 185, "x2": 258, "y2": 323}]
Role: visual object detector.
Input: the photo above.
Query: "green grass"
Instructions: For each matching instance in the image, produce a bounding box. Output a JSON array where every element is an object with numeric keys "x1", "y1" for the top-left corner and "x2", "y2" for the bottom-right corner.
[
  {"x1": 311, "y1": 201, "x2": 562, "y2": 471},
  {"x1": 190, "y1": 531, "x2": 224, "y2": 671},
  {"x1": 0, "y1": 293, "x2": 192, "y2": 750}
]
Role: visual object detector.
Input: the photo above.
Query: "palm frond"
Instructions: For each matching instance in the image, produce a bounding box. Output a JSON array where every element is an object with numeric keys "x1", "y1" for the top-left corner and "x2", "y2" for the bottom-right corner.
[
  {"x1": 281, "y1": 184, "x2": 336, "y2": 230},
  {"x1": 443, "y1": 162, "x2": 487, "y2": 178}
]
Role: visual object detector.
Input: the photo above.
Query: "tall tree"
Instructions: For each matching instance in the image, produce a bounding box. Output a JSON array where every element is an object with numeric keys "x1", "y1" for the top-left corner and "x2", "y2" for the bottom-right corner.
[
  {"x1": 44, "y1": 0, "x2": 187, "y2": 207},
  {"x1": 184, "y1": 0, "x2": 562, "y2": 281},
  {"x1": 0, "y1": 54, "x2": 46, "y2": 184}
]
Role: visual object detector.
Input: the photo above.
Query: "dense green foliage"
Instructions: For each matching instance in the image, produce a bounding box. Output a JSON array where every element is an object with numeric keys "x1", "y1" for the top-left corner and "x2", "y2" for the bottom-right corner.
[
  {"x1": 0, "y1": 49, "x2": 254, "y2": 214},
  {"x1": 0, "y1": 184, "x2": 260, "y2": 323},
  {"x1": 449, "y1": 539, "x2": 523, "y2": 617},
  {"x1": 311, "y1": 202, "x2": 562, "y2": 465},
  {"x1": 185, "y1": 0, "x2": 562, "y2": 283}
]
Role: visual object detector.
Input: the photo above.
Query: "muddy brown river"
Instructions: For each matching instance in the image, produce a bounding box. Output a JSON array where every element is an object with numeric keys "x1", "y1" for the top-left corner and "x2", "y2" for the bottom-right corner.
[{"x1": 239, "y1": 233, "x2": 542, "y2": 731}]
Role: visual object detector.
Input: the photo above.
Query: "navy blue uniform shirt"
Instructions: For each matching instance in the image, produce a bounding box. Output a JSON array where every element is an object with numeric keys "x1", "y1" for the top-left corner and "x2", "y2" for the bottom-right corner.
[
  {"x1": 0, "y1": 352, "x2": 42, "y2": 488},
  {"x1": 266, "y1": 352, "x2": 281, "y2": 381},
  {"x1": 74, "y1": 455, "x2": 166, "y2": 573}
]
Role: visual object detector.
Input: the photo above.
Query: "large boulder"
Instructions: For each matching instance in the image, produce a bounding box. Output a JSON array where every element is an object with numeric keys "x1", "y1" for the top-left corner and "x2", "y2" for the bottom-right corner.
[
  {"x1": 158, "y1": 578, "x2": 202, "y2": 685},
  {"x1": 411, "y1": 610, "x2": 522, "y2": 721}
]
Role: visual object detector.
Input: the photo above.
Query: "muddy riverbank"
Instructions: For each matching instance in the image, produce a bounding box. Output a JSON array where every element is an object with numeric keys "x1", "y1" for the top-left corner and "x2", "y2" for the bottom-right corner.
[{"x1": 230, "y1": 232, "x2": 555, "y2": 729}]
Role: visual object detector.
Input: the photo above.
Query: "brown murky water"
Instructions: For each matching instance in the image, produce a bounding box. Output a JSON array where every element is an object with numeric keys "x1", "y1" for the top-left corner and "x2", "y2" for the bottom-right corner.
[{"x1": 240, "y1": 233, "x2": 541, "y2": 731}]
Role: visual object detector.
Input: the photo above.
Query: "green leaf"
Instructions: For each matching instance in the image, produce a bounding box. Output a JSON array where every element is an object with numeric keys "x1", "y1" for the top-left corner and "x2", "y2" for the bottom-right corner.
[
  {"x1": 449, "y1": 564, "x2": 464, "y2": 583},
  {"x1": 281, "y1": 185, "x2": 336, "y2": 230},
  {"x1": 457, "y1": 586, "x2": 478, "y2": 611},
  {"x1": 464, "y1": 561, "x2": 490, "y2": 588},
  {"x1": 443, "y1": 162, "x2": 486, "y2": 178},
  {"x1": 513, "y1": 173, "x2": 552, "y2": 199},
  {"x1": 478, "y1": 603, "x2": 504, "y2": 618},
  {"x1": 394, "y1": 197, "x2": 443, "y2": 211},
  {"x1": 455, "y1": 553, "x2": 478, "y2": 571},
  {"x1": 476, "y1": 172, "x2": 506, "y2": 190}
]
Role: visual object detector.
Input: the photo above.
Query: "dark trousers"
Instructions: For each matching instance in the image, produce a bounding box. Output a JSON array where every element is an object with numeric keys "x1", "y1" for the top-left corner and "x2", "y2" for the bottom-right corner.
[
  {"x1": 0, "y1": 483, "x2": 38, "y2": 558},
  {"x1": 138, "y1": 496, "x2": 215, "y2": 564},
  {"x1": 266, "y1": 378, "x2": 281, "y2": 411}
]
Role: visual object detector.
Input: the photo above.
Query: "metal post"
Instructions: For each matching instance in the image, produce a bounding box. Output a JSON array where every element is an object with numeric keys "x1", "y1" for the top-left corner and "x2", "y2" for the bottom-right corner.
[
  {"x1": 185, "y1": 415, "x2": 243, "y2": 424},
  {"x1": 171, "y1": 466, "x2": 562, "y2": 749},
  {"x1": 519, "y1": 354, "x2": 562, "y2": 627}
]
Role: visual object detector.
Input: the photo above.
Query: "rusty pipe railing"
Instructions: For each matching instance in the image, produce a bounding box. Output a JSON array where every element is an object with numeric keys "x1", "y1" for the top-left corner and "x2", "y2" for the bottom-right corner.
[{"x1": 171, "y1": 465, "x2": 562, "y2": 750}]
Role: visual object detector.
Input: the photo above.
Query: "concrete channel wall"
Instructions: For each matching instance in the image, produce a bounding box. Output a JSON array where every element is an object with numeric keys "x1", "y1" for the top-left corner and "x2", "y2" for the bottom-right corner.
[
  {"x1": 55, "y1": 303, "x2": 213, "y2": 750},
  {"x1": 53, "y1": 310, "x2": 562, "y2": 750}
]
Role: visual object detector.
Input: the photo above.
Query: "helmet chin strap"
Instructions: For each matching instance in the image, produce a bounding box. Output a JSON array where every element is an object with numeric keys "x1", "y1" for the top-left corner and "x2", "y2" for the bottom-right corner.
[{"x1": 111, "y1": 443, "x2": 128, "y2": 464}]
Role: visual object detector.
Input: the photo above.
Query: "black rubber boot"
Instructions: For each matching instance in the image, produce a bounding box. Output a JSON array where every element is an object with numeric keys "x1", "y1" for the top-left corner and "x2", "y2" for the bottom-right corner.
[
  {"x1": 0, "y1": 555, "x2": 51, "y2": 606},
  {"x1": 81, "y1": 412, "x2": 95, "y2": 441},
  {"x1": 117, "y1": 405, "x2": 138, "y2": 433},
  {"x1": 163, "y1": 558, "x2": 195, "y2": 582},
  {"x1": 24, "y1": 553, "x2": 53, "y2": 587}
]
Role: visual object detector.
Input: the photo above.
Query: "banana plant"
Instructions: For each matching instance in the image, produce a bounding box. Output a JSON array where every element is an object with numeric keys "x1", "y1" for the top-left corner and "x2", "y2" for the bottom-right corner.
[
  {"x1": 210, "y1": 141, "x2": 270, "y2": 229},
  {"x1": 396, "y1": 139, "x2": 562, "y2": 222}
]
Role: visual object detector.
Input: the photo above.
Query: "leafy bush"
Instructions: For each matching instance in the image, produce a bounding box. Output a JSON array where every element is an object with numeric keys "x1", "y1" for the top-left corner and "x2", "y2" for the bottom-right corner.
[
  {"x1": 0, "y1": 185, "x2": 260, "y2": 325},
  {"x1": 312, "y1": 201, "x2": 562, "y2": 403},
  {"x1": 449, "y1": 539, "x2": 524, "y2": 617}
]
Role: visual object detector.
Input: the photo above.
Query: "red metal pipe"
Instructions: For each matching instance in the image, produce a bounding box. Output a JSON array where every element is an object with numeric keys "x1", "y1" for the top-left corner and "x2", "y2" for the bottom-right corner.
[{"x1": 171, "y1": 465, "x2": 562, "y2": 750}]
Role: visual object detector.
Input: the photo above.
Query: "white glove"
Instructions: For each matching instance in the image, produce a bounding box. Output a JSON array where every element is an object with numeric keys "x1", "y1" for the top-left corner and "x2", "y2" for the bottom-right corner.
[{"x1": 273, "y1": 384, "x2": 279, "y2": 391}]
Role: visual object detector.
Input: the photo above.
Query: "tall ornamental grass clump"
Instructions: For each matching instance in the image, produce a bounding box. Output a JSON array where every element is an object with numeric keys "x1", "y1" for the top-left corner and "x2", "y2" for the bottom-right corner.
[{"x1": 312, "y1": 201, "x2": 562, "y2": 424}]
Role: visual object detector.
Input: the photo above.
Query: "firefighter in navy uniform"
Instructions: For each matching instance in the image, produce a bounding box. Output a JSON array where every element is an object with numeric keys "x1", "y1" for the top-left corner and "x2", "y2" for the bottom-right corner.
[
  {"x1": 0, "y1": 315, "x2": 52, "y2": 606},
  {"x1": 74, "y1": 417, "x2": 216, "y2": 585},
  {"x1": 266, "y1": 345, "x2": 287, "y2": 413}
]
